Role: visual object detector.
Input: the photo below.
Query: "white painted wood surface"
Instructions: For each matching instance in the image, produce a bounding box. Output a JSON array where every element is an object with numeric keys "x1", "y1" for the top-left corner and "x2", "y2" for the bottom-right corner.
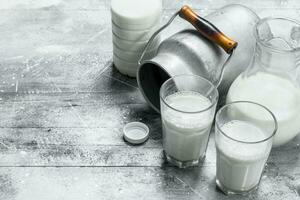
[{"x1": 0, "y1": 0, "x2": 299, "y2": 199}]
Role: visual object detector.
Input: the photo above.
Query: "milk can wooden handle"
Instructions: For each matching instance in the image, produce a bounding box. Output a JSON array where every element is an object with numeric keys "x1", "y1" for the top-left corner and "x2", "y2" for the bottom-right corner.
[{"x1": 179, "y1": 5, "x2": 238, "y2": 54}]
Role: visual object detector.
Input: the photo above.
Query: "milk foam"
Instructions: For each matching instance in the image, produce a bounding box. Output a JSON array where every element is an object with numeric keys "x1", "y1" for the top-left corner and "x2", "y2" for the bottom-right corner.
[
  {"x1": 217, "y1": 120, "x2": 270, "y2": 161},
  {"x1": 164, "y1": 91, "x2": 213, "y2": 130}
]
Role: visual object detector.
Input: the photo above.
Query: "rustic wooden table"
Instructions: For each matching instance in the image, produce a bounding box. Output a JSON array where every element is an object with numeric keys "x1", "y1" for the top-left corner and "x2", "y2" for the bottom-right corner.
[{"x1": 0, "y1": 0, "x2": 299, "y2": 199}]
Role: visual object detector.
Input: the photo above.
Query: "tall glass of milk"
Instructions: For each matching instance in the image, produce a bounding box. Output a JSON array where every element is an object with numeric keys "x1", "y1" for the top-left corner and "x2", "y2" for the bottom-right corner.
[
  {"x1": 215, "y1": 101, "x2": 277, "y2": 195},
  {"x1": 160, "y1": 74, "x2": 218, "y2": 168},
  {"x1": 227, "y1": 17, "x2": 300, "y2": 146}
]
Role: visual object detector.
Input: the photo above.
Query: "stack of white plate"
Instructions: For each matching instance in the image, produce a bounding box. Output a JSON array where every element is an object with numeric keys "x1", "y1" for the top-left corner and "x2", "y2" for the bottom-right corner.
[{"x1": 111, "y1": 0, "x2": 162, "y2": 77}]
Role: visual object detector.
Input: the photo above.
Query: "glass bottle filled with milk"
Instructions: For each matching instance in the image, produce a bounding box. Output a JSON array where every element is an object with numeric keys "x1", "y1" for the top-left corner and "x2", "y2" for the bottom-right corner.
[
  {"x1": 227, "y1": 17, "x2": 300, "y2": 146},
  {"x1": 160, "y1": 75, "x2": 218, "y2": 168}
]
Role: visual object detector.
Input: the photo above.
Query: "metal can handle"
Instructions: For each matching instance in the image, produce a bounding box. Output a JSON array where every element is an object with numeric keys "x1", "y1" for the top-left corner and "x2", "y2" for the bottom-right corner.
[
  {"x1": 138, "y1": 5, "x2": 238, "y2": 78},
  {"x1": 138, "y1": 10, "x2": 180, "y2": 66},
  {"x1": 179, "y1": 5, "x2": 238, "y2": 54}
]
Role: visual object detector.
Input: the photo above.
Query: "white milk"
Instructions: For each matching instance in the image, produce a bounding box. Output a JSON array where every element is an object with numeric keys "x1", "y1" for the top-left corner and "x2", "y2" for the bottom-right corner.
[
  {"x1": 161, "y1": 91, "x2": 213, "y2": 162},
  {"x1": 227, "y1": 72, "x2": 300, "y2": 146},
  {"x1": 216, "y1": 120, "x2": 272, "y2": 192}
]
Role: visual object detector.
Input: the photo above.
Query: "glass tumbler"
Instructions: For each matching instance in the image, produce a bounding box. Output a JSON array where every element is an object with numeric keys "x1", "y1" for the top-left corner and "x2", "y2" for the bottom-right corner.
[
  {"x1": 215, "y1": 101, "x2": 277, "y2": 195},
  {"x1": 160, "y1": 74, "x2": 219, "y2": 168}
]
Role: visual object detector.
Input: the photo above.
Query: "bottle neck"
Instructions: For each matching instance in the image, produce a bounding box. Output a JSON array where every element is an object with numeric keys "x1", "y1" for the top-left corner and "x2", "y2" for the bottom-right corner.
[{"x1": 254, "y1": 42, "x2": 298, "y2": 73}]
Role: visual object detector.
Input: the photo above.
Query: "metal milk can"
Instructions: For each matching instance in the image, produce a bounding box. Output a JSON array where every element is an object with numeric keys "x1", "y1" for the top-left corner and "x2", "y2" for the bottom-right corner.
[{"x1": 137, "y1": 4, "x2": 259, "y2": 113}]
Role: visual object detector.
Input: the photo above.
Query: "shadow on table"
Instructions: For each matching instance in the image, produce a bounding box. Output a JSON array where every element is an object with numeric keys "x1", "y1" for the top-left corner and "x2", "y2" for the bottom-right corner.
[{"x1": 103, "y1": 62, "x2": 139, "y2": 89}]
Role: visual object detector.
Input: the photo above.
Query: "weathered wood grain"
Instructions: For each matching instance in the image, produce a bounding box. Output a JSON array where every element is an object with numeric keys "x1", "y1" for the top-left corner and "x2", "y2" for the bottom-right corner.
[
  {"x1": 0, "y1": 126, "x2": 299, "y2": 167},
  {"x1": 0, "y1": 165, "x2": 299, "y2": 200},
  {"x1": 0, "y1": 0, "x2": 300, "y2": 199},
  {"x1": 1, "y1": 8, "x2": 300, "y2": 94},
  {"x1": 0, "y1": 0, "x2": 107, "y2": 10},
  {"x1": 1, "y1": 0, "x2": 300, "y2": 10}
]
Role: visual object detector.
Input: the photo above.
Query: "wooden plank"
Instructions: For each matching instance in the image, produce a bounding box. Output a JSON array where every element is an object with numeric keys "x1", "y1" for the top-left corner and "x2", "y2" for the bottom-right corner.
[
  {"x1": 0, "y1": 164, "x2": 299, "y2": 200},
  {"x1": 0, "y1": 126, "x2": 299, "y2": 167},
  {"x1": 1, "y1": 0, "x2": 300, "y2": 10},
  {"x1": 0, "y1": 145, "x2": 164, "y2": 167},
  {"x1": 0, "y1": 94, "x2": 150, "y2": 128},
  {"x1": 0, "y1": 2, "x2": 299, "y2": 199},
  {"x1": 1, "y1": 6, "x2": 298, "y2": 64},
  {"x1": 1, "y1": 8, "x2": 300, "y2": 94},
  {"x1": 0, "y1": 167, "x2": 202, "y2": 200},
  {"x1": 1, "y1": 7, "x2": 300, "y2": 59},
  {"x1": 0, "y1": 0, "x2": 107, "y2": 10},
  {"x1": 0, "y1": 10, "x2": 111, "y2": 60}
]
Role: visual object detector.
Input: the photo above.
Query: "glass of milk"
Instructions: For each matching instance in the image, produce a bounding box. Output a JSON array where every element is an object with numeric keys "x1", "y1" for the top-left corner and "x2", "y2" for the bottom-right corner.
[
  {"x1": 160, "y1": 74, "x2": 219, "y2": 168},
  {"x1": 215, "y1": 101, "x2": 277, "y2": 195}
]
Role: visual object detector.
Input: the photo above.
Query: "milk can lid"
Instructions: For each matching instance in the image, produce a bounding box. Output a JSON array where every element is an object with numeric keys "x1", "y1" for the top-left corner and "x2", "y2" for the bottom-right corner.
[{"x1": 123, "y1": 122, "x2": 149, "y2": 144}]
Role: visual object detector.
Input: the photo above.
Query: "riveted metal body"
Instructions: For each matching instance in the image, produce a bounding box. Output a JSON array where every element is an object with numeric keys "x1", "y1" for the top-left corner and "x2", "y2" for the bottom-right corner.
[{"x1": 137, "y1": 4, "x2": 259, "y2": 113}]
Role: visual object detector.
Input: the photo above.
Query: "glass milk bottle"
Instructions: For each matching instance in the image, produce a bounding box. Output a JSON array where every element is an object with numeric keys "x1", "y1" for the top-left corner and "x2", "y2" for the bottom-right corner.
[{"x1": 227, "y1": 18, "x2": 300, "y2": 146}]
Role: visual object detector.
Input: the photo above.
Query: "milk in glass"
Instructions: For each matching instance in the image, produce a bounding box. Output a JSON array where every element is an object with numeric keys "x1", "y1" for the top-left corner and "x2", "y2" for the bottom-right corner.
[
  {"x1": 216, "y1": 120, "x2": 272, "y2": 192},
  {"x1": 161, "y1": 91, "x2": 214, "y2": 162}
]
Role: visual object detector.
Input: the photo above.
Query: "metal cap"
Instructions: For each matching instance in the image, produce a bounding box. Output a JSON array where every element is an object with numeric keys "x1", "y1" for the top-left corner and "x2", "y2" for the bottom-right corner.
[{"x1": 123, "y1": 122, "x2": 149, "y2": 144}]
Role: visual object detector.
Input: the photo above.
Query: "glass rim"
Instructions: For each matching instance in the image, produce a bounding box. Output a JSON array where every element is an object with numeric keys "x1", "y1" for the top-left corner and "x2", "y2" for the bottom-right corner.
[
  {"x1": 216, "y1": 101, "x2": 278, "y2": 144},
  {"x1": 254, "y1": 17, "x2": 300, "y2": 54},
  {"x1": 159, "y1": 74, "x2": 219, "y2": 114}
]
